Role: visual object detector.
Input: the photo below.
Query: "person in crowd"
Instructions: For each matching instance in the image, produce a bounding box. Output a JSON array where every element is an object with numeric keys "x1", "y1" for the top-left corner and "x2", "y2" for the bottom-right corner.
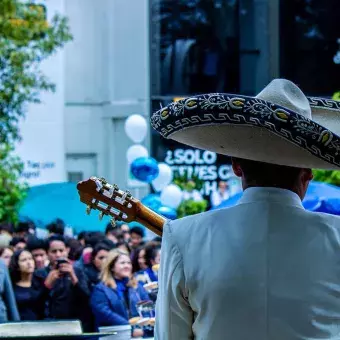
[
  {"x1": 15, "y1": 222, "x2": 35, "y2": 240},
  {"x1": 105, "y1": 224, "x2": 125, "y2": 244},
  {"x1": 46, "y1": 219, "x2": 65, "y2": 236},
  {"x1": 129, "y1": 227, "x2": 144, "y2": 249},
  {"x1": 26, "y1": 237, "x2": 49, "y2": 269},
  {"x1": 116, "y1": 241, "x2": 131, "y2": 254},
  {"x1": 77, "y1": 231, "x2": 88, "y2": 247},
  {"x1": 120, "y1": 223, "x2": 131, "y2": 243},
  {"x1": 129, "y1": 226, "x2": 145, "y2": 261},
  {"x1": 0, "y1": 258, "x2": 20, "y2": 322},
  {"x1": 75, "y1": 232, "x2": 106, "y2": 270},
  {"x1": 135, "y1": 242, "x2": 160, "y2": 285},
  {"x1": 210, "y1": 180, "x2": 230, "y2": 208},
  {"x1": 66, "y1": 238, "x2": 83, "y2": 263},
  {"x1": 32, "y1": 235, "x2": 92, "y2": 331},
  {"x1": 90, "y1": 249, "x2": 149, "y2": 338},
  {"x1": 152, "y1": 236, "x2": 162, "y2": 244},
  {"x1": 9, "y1": 237, "x2": 26, "y2": 252},
  {"x1": 0, "y1": 223, "x2": 13, "y2": 246},
  {"x1": 0, "y1": 222, "x2": 13, "y2": 236},
  {"x1": 9, "y1": 249, "x2": 43, "y2": 320},
  {"x1": 83, "y1": 242, "x2": 111, "y2": 290},
  {"x1": 131, "y1": 246, "x2": 147, "y2": 274},
  {"x1": 182, "y1": 180, "x2": 203, "y2": 201},
  {"x1": 0, "y1": 247, "x2": 14, "y2": 267}
]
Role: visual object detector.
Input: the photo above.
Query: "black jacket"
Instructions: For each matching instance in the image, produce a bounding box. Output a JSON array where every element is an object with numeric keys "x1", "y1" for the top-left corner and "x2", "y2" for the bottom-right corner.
[
  {"x1": 82, "y1": 263, "x2": 100, "y2": 291},
  {"x1": 32, "y1": 264, "x2": 92, "y2": 330}
]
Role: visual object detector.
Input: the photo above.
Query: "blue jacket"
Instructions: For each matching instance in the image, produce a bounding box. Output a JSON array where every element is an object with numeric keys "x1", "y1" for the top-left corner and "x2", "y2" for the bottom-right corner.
[{"x1": 90, "y1": 281, "x2": 149, "y2": 327}]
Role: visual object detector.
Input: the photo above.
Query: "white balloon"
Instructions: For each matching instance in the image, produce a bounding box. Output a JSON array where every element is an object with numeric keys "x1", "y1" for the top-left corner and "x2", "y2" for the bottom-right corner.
[
  {"x1": 152, "y1": 163, "x2": 173, "y2": 192},
  {"x1": 125, "y1": 114, "x2": 148, "y2": 143},
  {"x1": 160, "y1": 184, "x2": 183, "y2": 209},
  {"x1": 126, "y1": 144, "x2": 149, "y2": 164}
]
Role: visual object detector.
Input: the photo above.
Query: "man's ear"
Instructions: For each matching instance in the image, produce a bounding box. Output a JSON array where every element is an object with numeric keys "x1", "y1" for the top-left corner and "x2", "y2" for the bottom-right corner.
[
  {"x1": 302, "y1": 169, "x2": 313, "y2": 183},
  {"x1": 232, "y1": 160, "x2": 243, "y2": 177}
]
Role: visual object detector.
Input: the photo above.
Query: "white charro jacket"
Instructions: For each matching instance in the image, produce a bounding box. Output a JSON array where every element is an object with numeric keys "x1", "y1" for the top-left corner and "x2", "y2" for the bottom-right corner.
[{"x1": 155, "y1": 187, "x2": 340, "y2": 340}]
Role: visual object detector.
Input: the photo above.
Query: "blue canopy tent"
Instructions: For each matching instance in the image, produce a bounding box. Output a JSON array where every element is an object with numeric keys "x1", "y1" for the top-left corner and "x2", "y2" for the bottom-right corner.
[
  {"x1": 19, "y1": 182, "x2": 114, "y2": 234},
  {"x1": 211, "y1": 181, "x2": 340, "y2": 215}
]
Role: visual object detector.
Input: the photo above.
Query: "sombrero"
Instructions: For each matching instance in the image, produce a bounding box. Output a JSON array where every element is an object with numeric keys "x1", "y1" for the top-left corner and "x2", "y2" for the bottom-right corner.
[{"x1": 151, "y1": 79, "x2": 340, "y2": 169}]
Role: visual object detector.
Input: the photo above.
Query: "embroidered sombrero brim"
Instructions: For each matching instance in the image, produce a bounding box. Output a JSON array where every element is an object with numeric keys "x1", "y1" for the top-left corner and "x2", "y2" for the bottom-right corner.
[{"x1": 151, "y1": 79, "x2": 340, "y2": 170}]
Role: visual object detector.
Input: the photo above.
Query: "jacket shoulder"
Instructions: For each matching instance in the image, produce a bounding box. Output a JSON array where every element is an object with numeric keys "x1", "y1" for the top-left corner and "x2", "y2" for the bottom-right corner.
[
  {"x1": 304, "y1": 210, "x2": 340, "y2": 228},
  {"x1": 93, "y1": 281, "x2": 106, "y2": 292},
  {"x1": 165, "y1": 208, "x2": 233, "y2": 249},
  {"x1": 168, "y1": 208, "x2": 232, "y2": 233}
]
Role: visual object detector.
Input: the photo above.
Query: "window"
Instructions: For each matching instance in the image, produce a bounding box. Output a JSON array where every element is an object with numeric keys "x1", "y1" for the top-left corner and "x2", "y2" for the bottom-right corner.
[
  {"x1": 67, "y1": 172, "x2": 83, "y2": 183},
  {"x1": 280, "y1": 0, "x2": 340, "y2": 96},
  {"x1": 151, "y1": 0, "x2": 240, "y2": 96}
]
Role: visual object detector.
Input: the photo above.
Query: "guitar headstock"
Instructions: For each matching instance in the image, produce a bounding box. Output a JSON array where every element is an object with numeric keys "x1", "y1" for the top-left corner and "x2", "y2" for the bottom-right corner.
[{"x1": 77, "y1": 177, "x2": 138, "y2": 226}]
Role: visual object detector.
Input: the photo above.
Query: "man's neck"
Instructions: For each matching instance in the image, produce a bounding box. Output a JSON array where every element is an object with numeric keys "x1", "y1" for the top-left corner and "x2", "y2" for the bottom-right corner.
[{"x1": 243, "y1": 183, "x2": 302, "y2": 200}]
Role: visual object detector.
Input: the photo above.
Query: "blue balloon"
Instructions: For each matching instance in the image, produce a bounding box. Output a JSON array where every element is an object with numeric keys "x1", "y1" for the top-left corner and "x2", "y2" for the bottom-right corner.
[
  {"x1": 141, "y1": 194, "x2": 162, "y2": 211},
  {"x1": 131, "y1": 157, "x2": 159, "y2": 183},
  {"x1": 156, "y1": 206, "x2": 177, "y2": 220}
]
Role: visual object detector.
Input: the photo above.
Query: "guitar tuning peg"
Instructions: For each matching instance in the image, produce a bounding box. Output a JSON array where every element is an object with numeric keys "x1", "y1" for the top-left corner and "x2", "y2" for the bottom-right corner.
[
  {"x1": 98, "y1": 211, "x2": 104, "y2": 221},
  {"x1": 100, "y1": 177, "x2": 107, "y2": 184},
  {"x1": 86, "y1": 205, "x2": 91, "y2": 215},
  {"x1": 113, "y1": 184, "x2": 119, "y2": 191},
  {"x1": 110, "y1": 217, "x2": 116, "y2": 227}
]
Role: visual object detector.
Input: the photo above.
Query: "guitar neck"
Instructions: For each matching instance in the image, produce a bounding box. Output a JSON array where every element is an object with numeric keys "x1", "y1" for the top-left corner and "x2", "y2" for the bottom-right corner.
[{"x1": 135, "y1": 202, "x2": 166, "y2": 236}]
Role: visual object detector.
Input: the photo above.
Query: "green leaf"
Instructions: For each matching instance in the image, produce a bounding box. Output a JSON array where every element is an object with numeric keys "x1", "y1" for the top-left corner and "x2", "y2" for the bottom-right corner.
[{"x1": 0, "y1": 0, "x2": 72, "y2": 223}]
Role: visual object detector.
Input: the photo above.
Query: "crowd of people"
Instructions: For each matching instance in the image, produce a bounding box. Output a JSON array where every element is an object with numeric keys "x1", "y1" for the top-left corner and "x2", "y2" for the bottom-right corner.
[{"x1": 0, "y1": 220, "x2": 161, "y2": 338}]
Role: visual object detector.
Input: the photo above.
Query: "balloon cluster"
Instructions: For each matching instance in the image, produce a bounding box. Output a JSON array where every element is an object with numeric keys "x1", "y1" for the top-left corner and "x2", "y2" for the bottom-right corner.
[{"x1": 125, "y1": 115, "x2": 183, "y2": 220}]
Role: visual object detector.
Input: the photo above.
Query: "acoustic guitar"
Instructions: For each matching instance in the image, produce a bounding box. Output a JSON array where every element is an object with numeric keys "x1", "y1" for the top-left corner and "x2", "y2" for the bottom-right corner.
[{"x1": 77, "y1": 177, "x2": 165, "y2": 236}]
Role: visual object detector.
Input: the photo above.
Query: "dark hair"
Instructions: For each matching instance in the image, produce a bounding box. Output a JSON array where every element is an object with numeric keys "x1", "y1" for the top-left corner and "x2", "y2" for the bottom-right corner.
[
  {"x1": 152, "y1": 236, "x2": 162, "y2": 243},
  {"x1": 9, "y1": 237, "x2": 26, "y2": 247},
  {"x1": 105, "y1": 224, "x2": 115, "y2": 235},
  {"x1": 16, "y1": 222, "x2": 34, "y2": 233},
  {"x1": 100, "y1": 239, "x2": 116, "y2": 249},
  {"x1": 144, "y1": 241, "x2": 161, "y2": 268},
  {"x1": 46, "y1": 221, "x2": 65, "y2": 236},
  {"x1": 65, "y1": 238, "x2": 83, "y2": 261},
  {"x1": 130, "y1": 227, "x2": 144, "y2": 238},
  {"x1": 116, "y1": 241, "x2": 131, "y2": 254},
  {"x1": 84, "y1": 232, "x2": 106, "y2": 248},
  {"x1": 9, "y1": 249, "x2": 32, "y2": 283},
  {"x1": 0, "y1": 247, "x2": 13, "y2": 257},
  {"x1": 131, "y1": 246, "x2": 145, "y2": 273},
  {"x1": 26, "y1": 237, "x2": 47, "y2": 252},
  {"x1": 0, "y1": 222, "x2": 14, "y2": 234},
  {"x1": 77, "y1": 231, "x2": 88, "y2": 241},
  {"x1": 91, "y1": 242, "x2": 111, "y2": 262},
  {"x1": 47, "y1": 235, "x2": 66, "y2": 250},
  {"x1": 232, "y1": 157, "x2": 303, "y2": 189}
]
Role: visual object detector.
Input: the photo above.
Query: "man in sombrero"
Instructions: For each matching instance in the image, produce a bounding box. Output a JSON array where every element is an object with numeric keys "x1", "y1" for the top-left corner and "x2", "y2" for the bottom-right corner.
[{"x1": 151, "y1": 79, "x2": 340, "y2": 339}]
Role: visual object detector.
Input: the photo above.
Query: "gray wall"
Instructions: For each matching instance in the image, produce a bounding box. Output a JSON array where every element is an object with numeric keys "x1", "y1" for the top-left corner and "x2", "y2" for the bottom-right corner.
[{"x1": 63, "y1": 0, "x2": 150, "y2": 198}]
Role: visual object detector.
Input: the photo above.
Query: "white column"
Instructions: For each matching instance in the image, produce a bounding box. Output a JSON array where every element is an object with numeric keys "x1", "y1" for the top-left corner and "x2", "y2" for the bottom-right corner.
[{"x1": 15, "y1": 0, "x2": 66, "y2": 186}]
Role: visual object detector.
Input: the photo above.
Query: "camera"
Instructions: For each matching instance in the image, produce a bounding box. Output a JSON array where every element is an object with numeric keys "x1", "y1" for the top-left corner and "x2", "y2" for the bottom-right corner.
[{"x1": 56, "y1": 258, "x2": 69, "y2": 269}]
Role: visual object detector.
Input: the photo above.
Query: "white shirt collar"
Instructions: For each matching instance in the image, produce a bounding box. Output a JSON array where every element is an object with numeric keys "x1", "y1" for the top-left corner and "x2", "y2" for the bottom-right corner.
[{"x1": 238, "y1": 187, "x2": 304, "y2": 209}]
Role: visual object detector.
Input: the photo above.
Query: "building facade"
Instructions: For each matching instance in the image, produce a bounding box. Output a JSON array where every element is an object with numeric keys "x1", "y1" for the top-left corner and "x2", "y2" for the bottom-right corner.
[
  {"x1": 16, "y1": 0, "x2": 339, "y2": 198},
  {"x1": 17, "y1": 0, "x2": 151, "y2": 199}
]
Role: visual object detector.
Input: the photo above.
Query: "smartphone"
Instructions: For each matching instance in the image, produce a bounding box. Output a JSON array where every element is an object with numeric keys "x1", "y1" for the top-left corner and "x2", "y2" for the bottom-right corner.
[{"x1": 56, "y1": 258, "x2": 69, "y2": 269}]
